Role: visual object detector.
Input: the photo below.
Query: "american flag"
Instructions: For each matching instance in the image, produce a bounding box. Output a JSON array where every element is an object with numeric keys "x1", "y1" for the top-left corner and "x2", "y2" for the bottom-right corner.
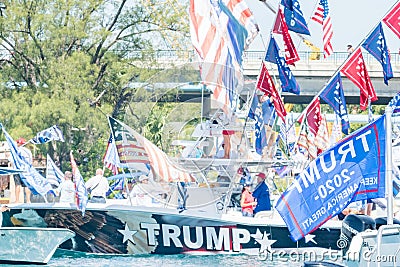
[
  {"x1": 103, "y1": 134, "x2": 120, "y2": 175},
  {"x1": 311, "y1": 0, "x2": 333, "y2": 58},
  {"x1": 110, "y1": 117, "x2": 195, "y2": 183}
]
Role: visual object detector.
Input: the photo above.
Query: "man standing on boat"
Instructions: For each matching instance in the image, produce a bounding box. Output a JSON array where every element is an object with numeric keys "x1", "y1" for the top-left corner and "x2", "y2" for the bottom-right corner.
[
  {"x1": 85, "y1": 168, "x2": 109, "y2": 203},
  {"x1": 252, "y1": 172, "x2": 272, "y2": 215},
  {"x1": 55, "y1": 171, "x2": 75, "y2": 203}
]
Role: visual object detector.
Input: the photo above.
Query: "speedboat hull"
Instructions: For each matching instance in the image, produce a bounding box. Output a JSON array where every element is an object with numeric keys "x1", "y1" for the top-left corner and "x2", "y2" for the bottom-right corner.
[
  {"x1": 2, "y1": 203, "x2": 341, "y2": 256},
  {"x1": 0, "y1": 227, "x2": 75, "y2": 264}
]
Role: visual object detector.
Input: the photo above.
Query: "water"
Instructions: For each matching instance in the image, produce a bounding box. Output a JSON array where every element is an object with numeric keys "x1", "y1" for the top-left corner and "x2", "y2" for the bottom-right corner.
[{"x1": 3, "y1": 250, "x2": 309, "y2": 267}]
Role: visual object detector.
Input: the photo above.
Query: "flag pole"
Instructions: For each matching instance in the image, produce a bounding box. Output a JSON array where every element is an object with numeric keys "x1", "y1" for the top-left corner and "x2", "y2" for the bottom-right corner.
[{"x1": 385, "y1": 106, "x2": 393, "y2": 225}]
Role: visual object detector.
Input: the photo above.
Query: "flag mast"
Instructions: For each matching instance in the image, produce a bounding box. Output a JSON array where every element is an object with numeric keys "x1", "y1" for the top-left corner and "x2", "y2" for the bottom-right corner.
[{"x1": 385, "y1": 106, "x2": 394, "y2": 225}]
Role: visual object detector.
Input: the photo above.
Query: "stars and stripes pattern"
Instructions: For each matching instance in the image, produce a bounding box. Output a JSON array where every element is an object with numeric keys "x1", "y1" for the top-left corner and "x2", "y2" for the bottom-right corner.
[
  {"x1": 311, "y1": 0, "x2": 333, "y2": 58},
  {"x1": 103, "y1": 134, "x2": 120, "y2": 175},
  {"x1": 109, "y1": 117, "x2": 195, "y2": 183},
  {"x1": 109, "y1": 117, "x2": 150, "y2": 166}
]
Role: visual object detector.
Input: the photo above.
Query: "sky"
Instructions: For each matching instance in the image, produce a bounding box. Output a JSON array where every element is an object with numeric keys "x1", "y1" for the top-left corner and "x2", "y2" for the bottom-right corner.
[{"x1": 246, "y1": 0, "x2": 399, "y2": 53}]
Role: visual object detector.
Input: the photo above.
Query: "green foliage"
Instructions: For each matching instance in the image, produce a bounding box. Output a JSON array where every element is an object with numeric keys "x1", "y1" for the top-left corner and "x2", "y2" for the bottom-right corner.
[{"x1": 0, "y1": 0, "x2": 190, "y2": 180}]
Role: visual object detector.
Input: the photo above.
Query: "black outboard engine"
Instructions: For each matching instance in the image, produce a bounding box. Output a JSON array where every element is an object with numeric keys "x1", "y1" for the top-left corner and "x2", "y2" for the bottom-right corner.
[
  {"x1": 375, "y1": 217, "x2": 400, "y2": 229},
  {"x1": 338, "y1": 214, "x2": 376, "y2": 253}
]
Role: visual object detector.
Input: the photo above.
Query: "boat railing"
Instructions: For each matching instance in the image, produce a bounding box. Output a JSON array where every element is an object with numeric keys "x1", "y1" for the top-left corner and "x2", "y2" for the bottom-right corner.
[{"x1": 376, "y1": 224, "x2": 400, "y2": 267}]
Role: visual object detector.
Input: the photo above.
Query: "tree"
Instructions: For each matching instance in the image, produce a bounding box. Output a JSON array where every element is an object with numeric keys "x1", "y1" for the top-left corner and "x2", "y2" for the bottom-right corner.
[{"x1": 0, "y1": 0, "x2": 190, "y2": 178}]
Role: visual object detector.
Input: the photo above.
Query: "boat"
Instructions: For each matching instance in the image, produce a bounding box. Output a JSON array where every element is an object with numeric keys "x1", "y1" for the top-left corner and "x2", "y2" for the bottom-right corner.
[
  {"x1": 2, "y1": 0, "x2": 399, "y2": 260},
  {"x1": 0, "y1": 226, "x2": 75, "y2": 264},
  {"x1": 2, "y1": 200, "x2": 341, "y2": 256},
  {"x1": 0, "y1": 167, "x2": 75, "y2": 265}
]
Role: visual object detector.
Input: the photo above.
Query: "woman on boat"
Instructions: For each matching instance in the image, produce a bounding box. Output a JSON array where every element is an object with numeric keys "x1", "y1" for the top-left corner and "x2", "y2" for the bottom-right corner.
[{"x1": 240, "y1": 183, "x2": 257, "y2": 217}]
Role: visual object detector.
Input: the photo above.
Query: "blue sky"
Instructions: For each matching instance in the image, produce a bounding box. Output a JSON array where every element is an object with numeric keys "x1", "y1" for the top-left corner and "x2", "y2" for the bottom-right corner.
[{"x1": 247, "y1": 0, "x2": 399, "y2": 53}]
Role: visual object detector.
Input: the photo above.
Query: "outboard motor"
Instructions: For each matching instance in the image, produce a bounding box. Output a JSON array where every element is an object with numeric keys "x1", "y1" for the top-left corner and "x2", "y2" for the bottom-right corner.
[
  {"x1": 338, "y1": 214, "x2": 376, "y2": 253},
  {"x1": 375, "y1": 217, "x2": 400, "y2": 229}
]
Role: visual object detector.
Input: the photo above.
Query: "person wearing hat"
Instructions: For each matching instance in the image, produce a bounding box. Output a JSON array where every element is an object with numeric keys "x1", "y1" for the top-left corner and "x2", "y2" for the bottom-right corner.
[
  {"x1": 252, "y1": 172, "x2": 272, "y2": 214},
  {"x1": 9, "y1": 138, "x2": 32, "y2": 203},
  {"x1": 240, "y1": 183, "x2": 257, "y2": 217},
  {"x1": 85, "y1": 168, "x2": 109, "y2": 203}
]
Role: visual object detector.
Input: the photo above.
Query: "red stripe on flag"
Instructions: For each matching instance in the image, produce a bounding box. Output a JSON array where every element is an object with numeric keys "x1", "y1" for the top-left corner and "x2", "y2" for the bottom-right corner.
[{"x1": 382, "y1": 2, "x2": 400, "y2": 39}]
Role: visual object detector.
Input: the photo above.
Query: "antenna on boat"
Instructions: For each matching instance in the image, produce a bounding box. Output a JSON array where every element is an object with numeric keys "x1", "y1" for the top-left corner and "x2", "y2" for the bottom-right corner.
[{"x1": 385, "y1": 106, "x2": 394, "y2": 225}]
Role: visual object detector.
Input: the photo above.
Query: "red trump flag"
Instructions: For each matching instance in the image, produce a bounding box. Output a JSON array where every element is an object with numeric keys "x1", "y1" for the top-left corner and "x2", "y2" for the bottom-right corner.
[
  {"x1": 341, "y1": 47, "x2": 377, "y2": 110},
  {"x1": 383, "y1": 1, "x2": 400, "y2": 39},
  {"x1": 256, "y1": 63, "x2": 287, "y2": 120}
]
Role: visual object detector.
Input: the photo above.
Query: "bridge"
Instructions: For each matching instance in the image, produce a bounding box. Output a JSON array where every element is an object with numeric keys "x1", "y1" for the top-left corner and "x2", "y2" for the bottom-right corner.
[{"x1": 132, "y1": 50, "x2": 400, "y2": 105}]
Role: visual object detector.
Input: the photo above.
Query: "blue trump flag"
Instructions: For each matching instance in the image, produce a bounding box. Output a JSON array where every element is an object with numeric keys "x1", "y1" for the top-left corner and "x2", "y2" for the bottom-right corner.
[
  {"x1": 388, "y1": 92, "x2": 400, "y2": 113},
  {"x1": 275, "y1": 115, "x2": 386, "y2": 241},
  {"x1": 320, "y1": 73, "x2": 350, "y2": 135},
  {"x1": 1, "y1": 124, "x2": 53, "y2": 197},
  {"x1": 248, "y1": 93, "x2": 267, "y2": 155},
  {"x1": 281, "y1": 0, "x2": 310, "y2": 35},
  {"x1": 362, "y1": 22, "x2": 393, "y2": 85},
  {"x1": 261, "y1": 98, "x2": 276, "y2": 127},
  {"x1": 265, "y1": 35, "x2": 300, "y2": 95}
]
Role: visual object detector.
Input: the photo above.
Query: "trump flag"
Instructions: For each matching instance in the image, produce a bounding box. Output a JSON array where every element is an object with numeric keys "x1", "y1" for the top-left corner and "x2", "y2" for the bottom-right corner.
[{"x1": 276, "y1": 115, "x2": 386, "y2": 241}]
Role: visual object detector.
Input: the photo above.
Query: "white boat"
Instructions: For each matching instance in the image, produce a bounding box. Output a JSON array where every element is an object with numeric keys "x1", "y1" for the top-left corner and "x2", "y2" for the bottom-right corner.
[
  {"x1": 0, "y1": 226, "x2": 75, "y2": 264},
  {"x1": 3, "y1": 201, "x2": 341, "y2": 256}
]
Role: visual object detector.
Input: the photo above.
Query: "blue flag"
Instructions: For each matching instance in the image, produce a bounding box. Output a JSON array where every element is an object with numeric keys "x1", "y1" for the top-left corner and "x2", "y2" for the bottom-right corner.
[
  {"x1": 30, "y1": 125, "x2": 65, "y2": 144},
  {"x1": 265, "y1": 35, "x2": 300, "y2": 95},
  {"x1": 261, "y1": 98, "x2": 276, "y2": 127},
  {"x1": 281, "y1": 0, "x2": 310, "y2": 35},
  {"x1": 320, "y1": 73, "x2": 350, "y2": 135},
  {"x1": 46, "y1": 154, "x2": 64, "y2": 187},
  {"x1": 1, "y1": 124, "x2": 53, "y2": 197},
  {"x1": 248, "y1": 94, "x2": 267, "y2": 155},
  {"x1": 388, "y1": 92, "x2": 400, "y2": 113},
  {"x1": 106, "y1": 178, "x2": 124, "y2": 197},
  {"x1": 362, "y1": 22, "x2": 393, "y2": 85},
  {"x1": 275, "y1": 115, "x2": 386, "y2": 241}
]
